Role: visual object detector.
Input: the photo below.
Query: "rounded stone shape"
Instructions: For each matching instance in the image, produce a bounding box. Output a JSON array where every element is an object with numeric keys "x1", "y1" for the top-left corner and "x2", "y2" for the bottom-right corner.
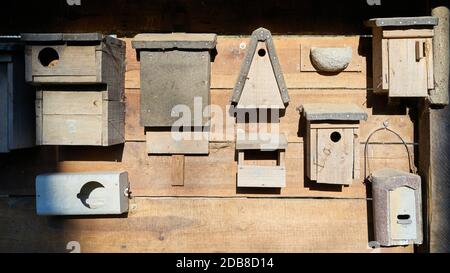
[{"x1": 310, "y1": 47, "x2": 352, "y2": 73}]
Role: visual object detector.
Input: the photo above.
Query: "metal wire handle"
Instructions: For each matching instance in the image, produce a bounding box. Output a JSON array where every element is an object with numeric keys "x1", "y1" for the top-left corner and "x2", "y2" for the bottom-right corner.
[{"x1": 364, "y1": 122, "x2": 417, "y2": 182}]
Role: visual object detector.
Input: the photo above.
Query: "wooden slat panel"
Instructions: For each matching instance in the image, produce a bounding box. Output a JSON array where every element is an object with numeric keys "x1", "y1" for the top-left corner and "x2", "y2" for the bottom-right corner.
[
  {"x1": 0, "y1": 197, "x2": 412, "y2": 253},
  {"x1": 42, "y1": 91, "x2": 103, "y2": 115},
  {"x1": 316, "y1": 129, "x2": 354, "y2": 185},
  {"x1": 388, "y1": 39, "x2": 428, "y2": 97},
  {"x1": 42, "y1": 115, "x2": 103, "y2": 146},
  {"x1": 125, "y1": 36, "x2": 367, "y2": 90}
]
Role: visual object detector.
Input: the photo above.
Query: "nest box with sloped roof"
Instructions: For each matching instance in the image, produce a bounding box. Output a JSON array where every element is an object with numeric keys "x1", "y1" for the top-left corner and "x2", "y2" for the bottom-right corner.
[{"x1": 231, "y1": 28, "x2": 289, "y2": 109}]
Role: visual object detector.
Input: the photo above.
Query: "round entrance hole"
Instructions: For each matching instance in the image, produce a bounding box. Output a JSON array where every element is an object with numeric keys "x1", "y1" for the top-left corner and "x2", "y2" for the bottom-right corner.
[
  {"x1": 258, "y1": 48, "x2": 266, "y2": 57},
  {"x1": 330, "y1": 131, "x2": 342, "y2": 143},
  {"x1": 38, "y1": 47, "x2": 60, "y2": 67}
]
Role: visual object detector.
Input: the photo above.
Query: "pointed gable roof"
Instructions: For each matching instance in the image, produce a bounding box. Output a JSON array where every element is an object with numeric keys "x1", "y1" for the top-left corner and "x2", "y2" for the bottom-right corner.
[{"x1": 231, "y1": 27, "x2": 289, "y2": 106}]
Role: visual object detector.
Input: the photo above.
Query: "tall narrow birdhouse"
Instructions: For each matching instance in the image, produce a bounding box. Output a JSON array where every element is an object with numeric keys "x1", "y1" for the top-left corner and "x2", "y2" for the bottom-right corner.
[
  {"x1": 366, "y1": 17, "x2": 438, "y2": 97},
  {"x1": 300, "y1": 104, "x2": 368, "y2": 185},
  {"x1": 231, "y1": 28, "x2": 289, "y2": 109},
  {"x1": 371, "y1": 169, "x2": 423, "y2": 246},
  {"x1": 0, "y1": 37, "x2": 35, "y2": 153},
  {"x1": 36, "y1": 171, "x2": 130, "y2": 216},
  {"x1": 132, "y1": 33, "x2": 217, "y2": 155}
]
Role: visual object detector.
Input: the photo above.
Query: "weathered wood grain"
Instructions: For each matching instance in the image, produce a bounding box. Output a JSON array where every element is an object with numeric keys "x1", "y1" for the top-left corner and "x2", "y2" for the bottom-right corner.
[{"x1": 0, "y1": 197, "x2": 413, "y2": 253}]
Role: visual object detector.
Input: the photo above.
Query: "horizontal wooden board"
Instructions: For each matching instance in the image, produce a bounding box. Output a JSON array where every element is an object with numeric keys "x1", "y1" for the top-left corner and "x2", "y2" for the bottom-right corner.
[
  {"x1": 146, "y1": 131, "x2": 209, "y2": 155},
  {"x1": 42, "y1": 91, "x2": 103, "y2": 115},
  {"x1": 125, "y1": 36, "x2": 368, "y2": 90},
  {"x1": 0, "y1": 197, "x2": 412, "y2": 253},
  {"x1": 125, "y1": 89, "x2": 415, "y2": 144}
]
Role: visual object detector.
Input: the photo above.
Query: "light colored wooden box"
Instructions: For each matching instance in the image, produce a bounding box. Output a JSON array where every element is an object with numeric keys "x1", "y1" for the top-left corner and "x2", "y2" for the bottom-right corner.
[
  {"x1": 366, "y1": 17, "x2": 438, "y2": 98},
  {"x1": 35, "y1": 90, "x2": 124, "y2": 146},
  {"x1": 0, "y1": 38, "x2": 35, "y2": 153},
  {"x1": 236, "y1": 134, "x2": 287, "y2": 188},
  {"x1": 301, "y1": 104, "x2": 367, "y2": 185},
  {"x1": 22, "y1": 33, "x2": 125, "y2": 101}
]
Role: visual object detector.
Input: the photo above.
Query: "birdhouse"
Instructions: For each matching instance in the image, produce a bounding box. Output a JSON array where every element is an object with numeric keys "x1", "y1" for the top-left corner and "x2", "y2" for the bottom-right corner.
[
  {"x1": 36, "y1": 172, "x2": 130, "y2": 216},
  {"x1": 0, "y1": 37, "x2": 35, "y2": 153},
  {"x1": 231, "y1": 27, "x2": 289, "y2": 109},
  {"x1": 371, "y1": 169, "x2": 423, "y2": 246},
  {"x1": 22, "y1": 33, "x2": 126, "y2": 146},
  {"x1": 300, "y1": 103, "x2": 368, "y2": 185},
  {"x1": 22, "y1": 33, "x2": 125, "y2": 101},
  {"x1": 232, "y1": 28, "x2": 289, "y2": 188},
  {"x1": 236, "y1": 133, "x2": 287, "y2": 188},
  {"x1": 366, "y1": 17, "x2": 438, "y2": 97},
  {"x1": 132, "y1": 33, "x2": 217, "y2": 155}
]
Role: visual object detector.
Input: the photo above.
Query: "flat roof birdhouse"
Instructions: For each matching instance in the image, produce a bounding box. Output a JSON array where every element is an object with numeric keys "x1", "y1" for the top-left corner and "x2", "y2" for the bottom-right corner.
[
  {"x1": 300, "y1": 103, "x2": 368, "y2": 185},
  {"x1": 22, "y1": 33, "x2": 126, "y2": 147},
  {"x1": 231, "y1": 28, "x2": 289, "y2": 109},
  {"x1": 365, "y1": 17, "x2": 438, "y2": 98}
]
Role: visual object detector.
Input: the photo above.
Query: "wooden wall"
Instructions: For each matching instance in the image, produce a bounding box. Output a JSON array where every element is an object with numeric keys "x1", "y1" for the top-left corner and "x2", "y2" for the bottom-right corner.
[{"x1": 0, "y1": 0, "x2": 430, "y2": 253}]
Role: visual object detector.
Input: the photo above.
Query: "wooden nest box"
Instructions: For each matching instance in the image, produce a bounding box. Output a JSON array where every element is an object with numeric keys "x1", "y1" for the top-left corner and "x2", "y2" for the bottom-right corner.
[
  {"x1": 132, "y1": 33, "x2": 217, "y2": 155},
  {"x1": 300, "y1": 103, "x2": 368, "y2": 185},
  {"x1": 366, "y1": 17, "x2": 438, "y2": 98},
  {"x1": 232, "y1": 28, "x2": 289, "y2": 188},
  {"x1": 22, "y1": 33, "x2": 126, "y2": 146}
]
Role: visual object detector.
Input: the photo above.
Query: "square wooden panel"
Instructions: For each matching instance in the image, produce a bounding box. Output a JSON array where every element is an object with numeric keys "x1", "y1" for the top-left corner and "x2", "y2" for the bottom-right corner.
[{"x1": 139, "y1": 50, "x2": 211, "y2": 127}]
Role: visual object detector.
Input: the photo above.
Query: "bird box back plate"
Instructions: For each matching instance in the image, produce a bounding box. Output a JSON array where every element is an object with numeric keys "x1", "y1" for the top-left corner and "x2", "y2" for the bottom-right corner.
[
  {"x1": 232, "y1": 28, "x2": 289, "y2": 109},
  {"x1": 132, "y1": 33, "x2": 217, "y2": 127}
]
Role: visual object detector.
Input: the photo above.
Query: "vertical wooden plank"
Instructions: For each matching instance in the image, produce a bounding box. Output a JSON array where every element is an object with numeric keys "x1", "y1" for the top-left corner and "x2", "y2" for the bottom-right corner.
[
  {"x1": 279, "y1": 150, "x2": 286, "y2": 167},
  {"x1": 353, "y1": 128, "x2": 361, "y2": 180},
  {"x1": 35, "y1": 91, "x2": 43, "y2": 145},
  {"x1": 388, "y1": 39, "x2": 428, "y2": 97},
  {"x1": 0, "y1": 63, "x2": 8, "y2": 152},
  {"x1": 372, "y1": 28, "x2": 384, "y2": 92},
  {"x1": 307, "y1": 126, "x2": 318, "y2": 181},
  {"x1": 238, "y1": 151, "x2": 245, "y2": 166},
  {"x1": 382, "y1": 33, "x2": 390, "y2": 91},
  {"x1": 426, "y1": 38, "x2": 435, "y2": 90},
  {"x1": 171, "y1": 155, "x2": 185, "y2": 187}
]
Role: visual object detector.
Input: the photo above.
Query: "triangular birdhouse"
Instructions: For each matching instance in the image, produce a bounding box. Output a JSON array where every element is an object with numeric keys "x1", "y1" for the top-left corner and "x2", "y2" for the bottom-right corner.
[{"x1": 232, "y1": 27, "x2": 289, "y2": 109}]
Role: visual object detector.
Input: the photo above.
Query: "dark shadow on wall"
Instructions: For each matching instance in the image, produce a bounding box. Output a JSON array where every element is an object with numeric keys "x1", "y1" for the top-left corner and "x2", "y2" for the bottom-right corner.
[{"x1": 0, "y1": 0, "x2": 430, "y2": 36}]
